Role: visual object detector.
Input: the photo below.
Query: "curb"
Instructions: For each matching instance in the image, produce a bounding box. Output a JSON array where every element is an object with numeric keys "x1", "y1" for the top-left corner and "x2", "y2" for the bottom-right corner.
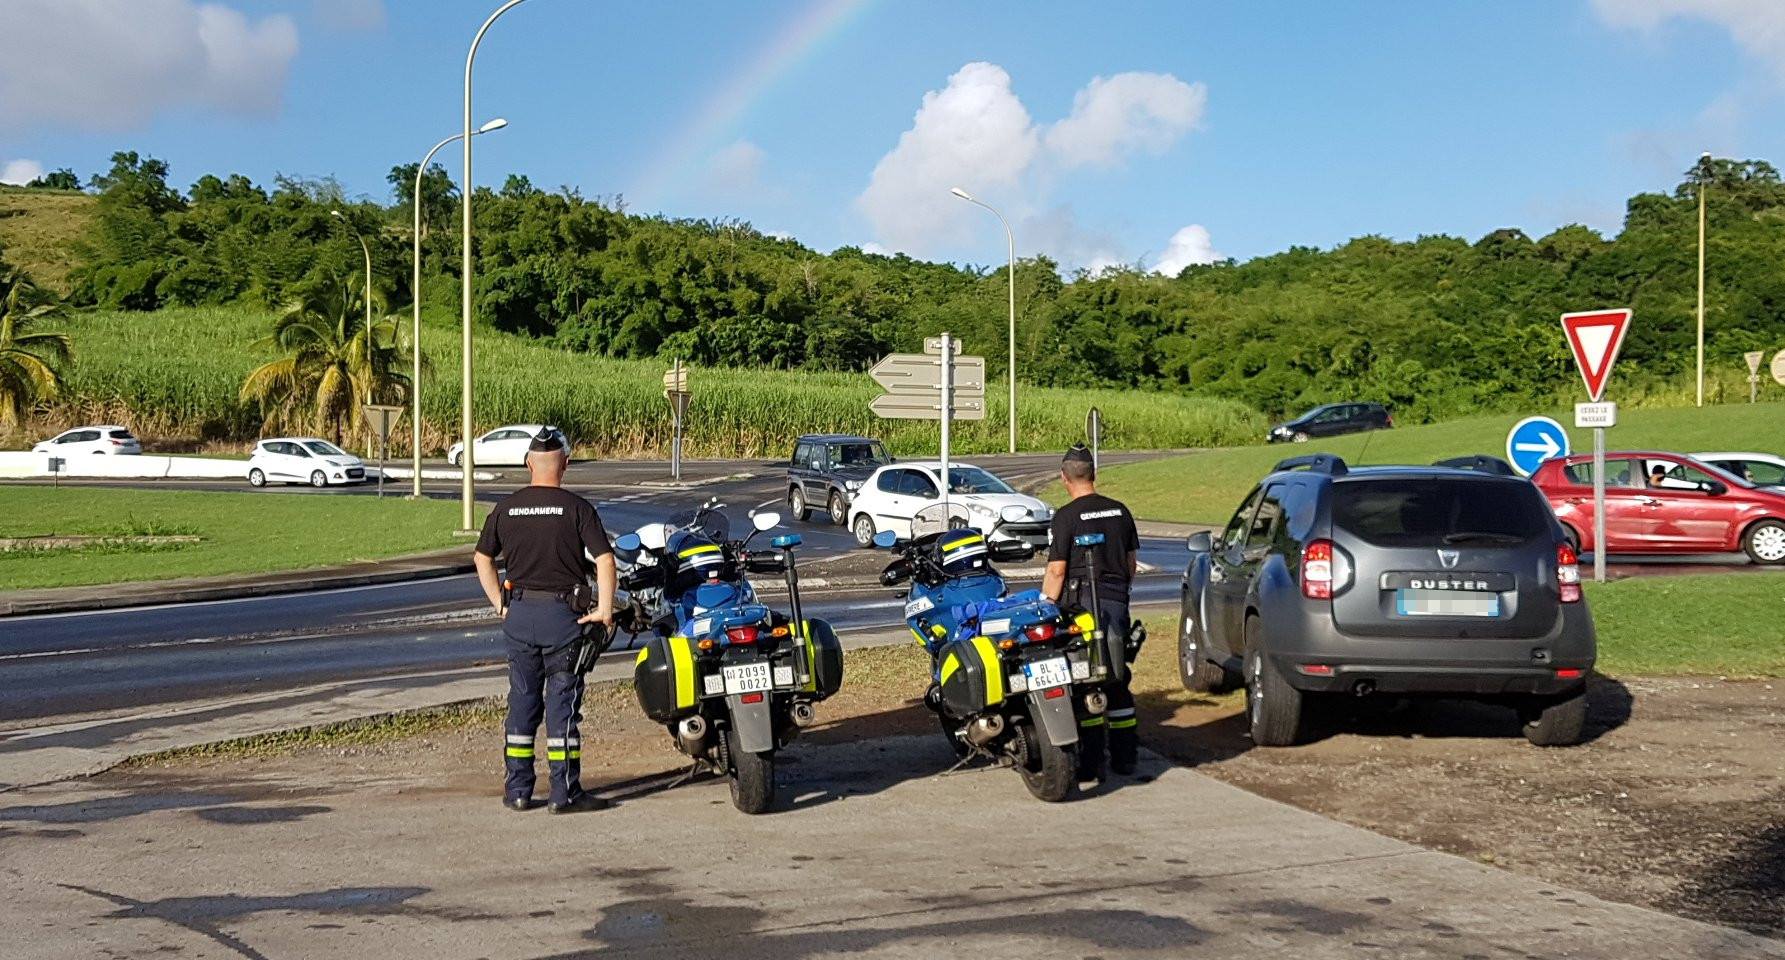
[{"x1": 0, "y1": 549, "x2": 474, "y2": 618}]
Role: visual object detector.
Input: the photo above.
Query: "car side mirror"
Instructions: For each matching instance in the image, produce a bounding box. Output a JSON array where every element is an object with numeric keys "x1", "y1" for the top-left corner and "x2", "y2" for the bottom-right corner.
[
  {"x1": 1186, "y1": 531, "x2": 1213, "y2": 553},
  {"x1": 1705, "y1": 480, "x2": 1728, "y2": 496}
]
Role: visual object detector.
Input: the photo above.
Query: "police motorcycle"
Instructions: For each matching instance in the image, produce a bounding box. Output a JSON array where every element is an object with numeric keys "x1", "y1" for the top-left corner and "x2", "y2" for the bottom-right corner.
[
  {"x1": 872, "y1": 502, "x2": 1110, "y2": 802},
  {"x1": 613, "y1": 498, "x2": 843, "y2": 814}
]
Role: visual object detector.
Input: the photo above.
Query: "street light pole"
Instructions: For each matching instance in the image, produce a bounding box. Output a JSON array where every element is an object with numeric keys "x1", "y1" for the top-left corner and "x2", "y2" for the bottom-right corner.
[
  {"x1": 950, "y1": 187, "x2": 1017, "y2": 453},
  {"x1": 412, "y1": 118, "x2": 506, "y2": 499},
  {"x1": 331, "y1": 210, "x2": 374, "y2": 453},
  {"x1": 460, "y1": 0, "x2": 530, "y2": 533},
  {"x1": 1696, "y1": 151, "x2": 1710, "y2": 408}
]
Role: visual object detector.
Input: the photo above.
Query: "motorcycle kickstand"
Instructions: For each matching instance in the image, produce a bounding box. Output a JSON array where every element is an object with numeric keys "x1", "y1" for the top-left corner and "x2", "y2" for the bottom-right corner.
[{"x1": 663, "y1": 758, "x2": 706, "y2": 791}]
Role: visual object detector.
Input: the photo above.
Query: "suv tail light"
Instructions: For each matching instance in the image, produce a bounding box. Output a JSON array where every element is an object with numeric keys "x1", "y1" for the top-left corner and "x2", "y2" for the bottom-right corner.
[
  {"x1": 1556, "y1": 543, "x2": 1581, "y2": 603},
  {"x1": 1302, "y1": 539, "x2": 1335, "y2": 600}
]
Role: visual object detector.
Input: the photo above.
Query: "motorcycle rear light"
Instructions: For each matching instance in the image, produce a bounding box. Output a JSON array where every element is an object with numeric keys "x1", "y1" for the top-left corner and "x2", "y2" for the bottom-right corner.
[
  {"x1": 1555, "y1": 668, "x2": 1584, "y2": 680},
  {"x1": 997, "y1": 638, "x2": 1018, "y2": 651},
  {"x1": 1302, "y1": 539, "x2": 1335, "y2": 600},
  {"x1": 740, "y1": 692, "x2": 766, "y2": 704},
  {"x1": 725, "y1": 626, "x2": 759, "y2": 645},
  {"x1": 1297, "y1": 664, "x2": 1335, "y2": 676},
  {"x1": 1024, "y1": 623, "x2": 1057, "y2": 642},
  {"x1": 1556, "y1": 543, "x2": 1581, "y2": 604},
  {"x1": 1043, "y1": 687, "x2": 1067, "y2": 700},
  {"x1": 771, "y1": 625, "x2": 791, "y2": 638},
  {"x1": 697, "y1": 638, "x2": 716, "y2": 652}
]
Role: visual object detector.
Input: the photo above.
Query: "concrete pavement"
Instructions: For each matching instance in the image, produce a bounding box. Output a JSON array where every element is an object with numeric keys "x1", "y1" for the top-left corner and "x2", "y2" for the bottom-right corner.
[{"x1": 1, "y1": 733, "x2": 1776, "y2": 959}]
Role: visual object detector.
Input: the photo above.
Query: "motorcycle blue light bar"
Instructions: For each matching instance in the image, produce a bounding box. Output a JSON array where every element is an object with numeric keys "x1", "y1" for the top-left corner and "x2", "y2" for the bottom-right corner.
[
  {"x1": 1074, "y1": 533, "x2": 1106, "y2": 546},
  {"x1": 772, "y1": 534, "x2": 802, "y2": 548}
]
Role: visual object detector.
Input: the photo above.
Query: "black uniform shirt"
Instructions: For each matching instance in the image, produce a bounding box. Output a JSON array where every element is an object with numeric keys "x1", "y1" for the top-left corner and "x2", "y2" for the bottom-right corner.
[
  {"x1": 1048, "y1": 492, "x2": 1140, "y2": 603},
  {"x1": 475, "y1": 486, "x2": 612, "y2": 591}
]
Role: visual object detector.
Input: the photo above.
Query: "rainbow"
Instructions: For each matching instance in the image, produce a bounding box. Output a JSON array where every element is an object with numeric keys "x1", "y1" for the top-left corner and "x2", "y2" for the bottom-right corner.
[{"x1": 627, "y1": 0, "x2": 873, "y2": 204}]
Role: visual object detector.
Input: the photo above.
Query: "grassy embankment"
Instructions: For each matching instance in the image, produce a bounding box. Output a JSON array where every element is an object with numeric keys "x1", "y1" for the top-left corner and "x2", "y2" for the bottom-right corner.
[
  {"x1": 0, "y1": 184, "x2": 88, "y2": 294},
  {"x1": 0, "y1": 487, "x2": 476, "y2": 590},
  {"x1": 1080, "y1": 401, "x2": 1785, "y2": 525},
  {"x1": 22, "y1": 305, "x2": 1266, "y2": 458}
]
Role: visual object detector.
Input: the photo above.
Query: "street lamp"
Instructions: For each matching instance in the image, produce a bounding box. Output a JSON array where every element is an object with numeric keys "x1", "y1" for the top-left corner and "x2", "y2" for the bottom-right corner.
[
  {"x1": 460, "y1": 0, "x2": 531, "y2": 533},
  {"x1": 1695, "y1": 151, "x2": 1711, "y2": 408},
  {"x1": 950, "y1": 187, "x2": 1018, "y2": 454},
  {"x1": 412, "y1": 117, "x2": 507, "y2": 498},
  {"x1": 331, "y1": 210, "x2": 375, "y2": 452}
]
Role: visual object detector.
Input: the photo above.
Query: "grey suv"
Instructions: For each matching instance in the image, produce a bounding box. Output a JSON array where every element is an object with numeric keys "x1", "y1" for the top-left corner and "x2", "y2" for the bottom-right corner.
[
  {"x1": 788, "y1": 434, "x2": 892, "y2": 526},
  {"x1": 1178, "y1": 454, "x2": 1596, "y2": 747}
]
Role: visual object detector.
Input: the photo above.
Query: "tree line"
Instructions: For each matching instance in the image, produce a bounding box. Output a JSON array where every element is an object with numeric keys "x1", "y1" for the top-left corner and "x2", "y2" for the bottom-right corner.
[{"x1": 42, "y1": 150, "x2": 1785, "y2": 422}]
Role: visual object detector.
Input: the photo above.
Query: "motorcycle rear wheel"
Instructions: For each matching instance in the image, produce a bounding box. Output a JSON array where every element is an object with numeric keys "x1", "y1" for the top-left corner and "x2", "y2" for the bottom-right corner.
[
  {"x1": 726, "y1": 728, "x2": 775, "y2": 814},
  {"x1": 1016, "y1": 722, "x2": 1078, "y2": 803}
]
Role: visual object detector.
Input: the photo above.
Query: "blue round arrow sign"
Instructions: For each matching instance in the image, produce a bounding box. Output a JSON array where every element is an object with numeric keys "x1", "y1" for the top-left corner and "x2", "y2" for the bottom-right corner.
[{"x1": 1505, "y1": 416, "x2": 1570, "y2": 477}]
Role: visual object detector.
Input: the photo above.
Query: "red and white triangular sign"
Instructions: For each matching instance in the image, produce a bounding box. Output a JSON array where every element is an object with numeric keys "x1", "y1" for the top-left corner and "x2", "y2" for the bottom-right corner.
[{"x1": 1560, "y1": 308, "x2": 1632, "y2": 403}]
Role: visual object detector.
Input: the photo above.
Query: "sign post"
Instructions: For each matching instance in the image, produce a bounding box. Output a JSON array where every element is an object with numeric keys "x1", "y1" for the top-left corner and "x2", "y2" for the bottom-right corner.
[
  {"x1": 361, "y1": 404, "x2": 405, "y2": 499},
  {"x1": 1086, "y1": 407, "x2": 1103, "y2": 473},
  {"x1": 663, "y1": 359, "x2": 690, "y2": 482},
  {"x1": 1561, "y1": 308, "x2": 1632, "y2": 583},
  {"x1": 1747, "y1": 351, "x2": 1766, "y2": 404},
  {"x1": 870, "y1": 336, "x2": 987, "y2": 520}
]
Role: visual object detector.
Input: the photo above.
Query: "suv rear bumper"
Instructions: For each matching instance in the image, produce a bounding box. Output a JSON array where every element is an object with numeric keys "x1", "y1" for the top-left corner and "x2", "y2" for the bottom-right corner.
[{"x1": 1264, "y1": 602, "x2": 1596, "y2": 698}]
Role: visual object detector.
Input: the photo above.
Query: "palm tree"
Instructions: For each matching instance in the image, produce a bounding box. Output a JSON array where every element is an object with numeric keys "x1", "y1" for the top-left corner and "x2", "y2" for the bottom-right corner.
[
  {"x1": 0, "y1": 264, "x2": 72, "y2": 431},
  {"x1": 240, "y1": 277, "x2": 412, "y2": 445}
]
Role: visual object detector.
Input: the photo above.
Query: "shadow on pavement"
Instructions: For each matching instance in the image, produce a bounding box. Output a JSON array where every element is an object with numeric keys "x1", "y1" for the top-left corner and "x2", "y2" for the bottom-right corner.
[{"x1": 1673, "y1": 814, "x2": 1785, "y2": 939}]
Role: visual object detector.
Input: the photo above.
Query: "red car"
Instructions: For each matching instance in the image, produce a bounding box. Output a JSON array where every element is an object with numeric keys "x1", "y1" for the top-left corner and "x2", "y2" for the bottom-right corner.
[{"x1": 1531, "y1": 451, "x2": 1785, "y2": 564}]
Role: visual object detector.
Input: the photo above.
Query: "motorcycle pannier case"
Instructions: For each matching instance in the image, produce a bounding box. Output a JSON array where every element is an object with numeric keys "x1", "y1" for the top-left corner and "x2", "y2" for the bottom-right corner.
[
  {"x1": 634, "y1": 634, "x2": 701, "y2": 722},
  {"x1": 935, "y1": 636, "x2": 1007, "y2": 717},
  {"x1": 795, "y1": 618, "x2": 844, "y2": 700}
]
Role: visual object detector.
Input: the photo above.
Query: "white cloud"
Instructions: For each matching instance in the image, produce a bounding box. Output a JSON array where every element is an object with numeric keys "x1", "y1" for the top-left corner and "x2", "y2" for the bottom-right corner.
[
  {"x1": 313, "y1": 0, "x2": 386, "y2": 32},
  {"x1": 1044, "y1": 72, "x2": 1207, "y2": 170},
  {"x1": 1592, "y1": 0, "x2": 1785, "y2": 78},
  {"x1": 859, "y1": 241, "x2": 893, "y2": 256},
  {"x1": 855, "y1": 62, "x2": 1207, "y2": 268},
  {"x1": 0, "y1": 1, "x2": 299, "y2": 132},
  {"x1": 1151, "y1": 224, "x2": 1222, "y2": 277},
  {"x1": 703, "y1": 139, "x2": 767, "y2": 195},
  {"x1": 0, "y1": 159, "x2": 45, "y2": 186}
]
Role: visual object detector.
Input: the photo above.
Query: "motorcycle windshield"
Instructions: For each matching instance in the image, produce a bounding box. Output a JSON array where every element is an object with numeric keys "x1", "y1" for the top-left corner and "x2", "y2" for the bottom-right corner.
[
  {"x1": 911, "y1": 502, "x2": 972, "y2": 539},
  {"x1": 667, "y1": 508, "x2": 731, "y2": 543}
]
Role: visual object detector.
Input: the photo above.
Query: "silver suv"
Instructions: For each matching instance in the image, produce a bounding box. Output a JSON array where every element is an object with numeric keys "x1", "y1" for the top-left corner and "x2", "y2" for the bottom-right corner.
[{"x1": 1178, "y1": 454, "x2": 1596, "y2": 747}]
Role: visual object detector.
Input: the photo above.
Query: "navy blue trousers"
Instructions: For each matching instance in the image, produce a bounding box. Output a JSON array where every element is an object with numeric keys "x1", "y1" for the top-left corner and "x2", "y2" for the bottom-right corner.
[
  {"x1": 1078, "y1": 599, "x2": 1137, "y2": 777},
  {"x1": 503, "y1": 599, "x2": 587, "y2": 806}
]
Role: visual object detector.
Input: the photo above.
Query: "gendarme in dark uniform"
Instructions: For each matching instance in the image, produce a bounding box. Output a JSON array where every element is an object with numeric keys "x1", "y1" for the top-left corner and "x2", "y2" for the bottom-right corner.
[
  {"x1": 473, "y1": 427, "x2": 613, "y2": 814},
  {"x1": 1044, "y1": 444, "x2": 1141, "y2": 779}
]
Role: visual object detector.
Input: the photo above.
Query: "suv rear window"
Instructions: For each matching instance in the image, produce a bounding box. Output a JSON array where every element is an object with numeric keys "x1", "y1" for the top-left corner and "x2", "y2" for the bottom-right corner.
[{"x1": 1333, "y1": 478, "x2": 1551, "y2": 548}]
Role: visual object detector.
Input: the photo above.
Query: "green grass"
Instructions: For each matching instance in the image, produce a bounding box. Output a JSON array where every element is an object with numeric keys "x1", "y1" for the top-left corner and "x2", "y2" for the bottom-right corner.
[
  {"x1": 29, "y1": 305, "x2": 1268, "y2": 458},
  {"x1": 0, "y1": 486, "x2": 477, "y2": 590},
  {"x1": 1079, "y1": 402, "x2": 1785, "y2": 524},
  {"x1": 0, "y1": 184, "x2": 92, "y2": 294},
  {"x1": 1584, "y1": 574, "x2": 1785, "y2": 676}
]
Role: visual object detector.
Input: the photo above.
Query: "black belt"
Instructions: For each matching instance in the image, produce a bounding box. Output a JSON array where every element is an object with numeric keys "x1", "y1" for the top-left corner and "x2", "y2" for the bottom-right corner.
[{"x1": 510, "y1": 587, "x2": 575, "y2": 603}]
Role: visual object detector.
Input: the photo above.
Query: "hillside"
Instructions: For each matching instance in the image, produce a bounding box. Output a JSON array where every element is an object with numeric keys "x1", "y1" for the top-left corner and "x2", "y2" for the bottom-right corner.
[{"x1": 0, "y1": 185, "x2": 93, "y2": 294}]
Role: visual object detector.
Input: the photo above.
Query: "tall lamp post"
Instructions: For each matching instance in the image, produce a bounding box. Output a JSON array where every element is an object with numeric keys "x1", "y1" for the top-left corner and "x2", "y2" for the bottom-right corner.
[
  {"x1": 1695, "y1": 151, "x2": 1711, "y2": 408},
  {"x1": 950, "y1": 187, "x2": 1017, "y2": 454},
  {"x1": 331, "y1": 210, "x2": 374, "y2": 454},
  {"x1": 412, "y1": 117, "x2": 507, "y2": 499},
  {"x1": 459, "y1": 0, "x2": 531, "y2": 533}
]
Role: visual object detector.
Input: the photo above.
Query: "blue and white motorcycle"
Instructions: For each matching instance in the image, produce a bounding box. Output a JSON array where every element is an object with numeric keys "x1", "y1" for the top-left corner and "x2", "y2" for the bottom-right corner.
[
  {"x1": 873, "y1": 503, "x2": 1110, "y2": 802},
  {"x1": 616, "y1": 499, "x2": 843, "y2": 814}
]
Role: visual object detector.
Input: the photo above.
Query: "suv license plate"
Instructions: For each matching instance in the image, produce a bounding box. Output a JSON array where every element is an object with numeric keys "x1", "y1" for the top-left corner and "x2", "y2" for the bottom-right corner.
[
  {"x1": 722, "y1": 662, "x2": 773, "y2": 695},
  {"x1": 1396, "y1": 589, "x2": 1499, "y2": 618},
  {"x1": 1022, "y1": 657, "x2": 1072, "y2": 691}
]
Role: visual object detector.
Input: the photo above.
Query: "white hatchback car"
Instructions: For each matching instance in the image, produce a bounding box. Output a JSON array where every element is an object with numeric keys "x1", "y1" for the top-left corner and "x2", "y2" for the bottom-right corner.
[
  {"x1": 1693, "y1": 452, "x2": 1785, "y2": 491},
  {"x1": 34, "y1": 425, "x2": 142, "y2": 456},
  {"x1": 447, "y1": 424, "x2": 550, "y2": 467},
  {"x1": 847, "y1": 461, "x2": 1052, "y2": 549},
  {"x1": 247, "y1": 438, "x2": 368, "y2": 487}
]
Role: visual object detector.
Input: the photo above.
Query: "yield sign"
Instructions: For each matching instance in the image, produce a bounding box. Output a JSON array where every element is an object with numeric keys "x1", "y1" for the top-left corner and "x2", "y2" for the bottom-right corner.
[{"x1": 1560, "y1": 308, "x2": 1632, "y2": 403}]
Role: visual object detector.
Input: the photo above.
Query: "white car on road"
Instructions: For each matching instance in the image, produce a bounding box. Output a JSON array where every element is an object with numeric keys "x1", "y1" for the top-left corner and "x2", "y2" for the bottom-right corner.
[
  {"x1": 1693, "y1": 452, "x2": 1785, "y2": 491},
  {"x1": 34, "y1": 425, "x2": 141, "y2": 456},
  {"x1": 447, "y1": 424, "x2": 551, "y2": 467},
  {"x1": 847, "y1": 461, "x2": 1053, "y2": 549},
  {"x1": 248, "y1": 438, "x2": 367, "y2": 487}
]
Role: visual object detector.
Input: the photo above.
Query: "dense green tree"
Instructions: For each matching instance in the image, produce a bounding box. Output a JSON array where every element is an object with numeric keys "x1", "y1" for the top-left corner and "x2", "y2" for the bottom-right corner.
[
  {"x1": 25, "y1": 168, "x2": 80, "y2": 191},
  {"x1": 239, "y1": 277, "x2": 410, "y2": 445}
]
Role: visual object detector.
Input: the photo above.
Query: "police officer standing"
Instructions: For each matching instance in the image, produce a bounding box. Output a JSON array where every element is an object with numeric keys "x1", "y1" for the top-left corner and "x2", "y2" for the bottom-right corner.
[
  {"x1": 1042, "y1": 444, "x2": 1141, "y2": 781},
  {"x1": 473, "y1": 427, "x2": 616, "y2": 814}
]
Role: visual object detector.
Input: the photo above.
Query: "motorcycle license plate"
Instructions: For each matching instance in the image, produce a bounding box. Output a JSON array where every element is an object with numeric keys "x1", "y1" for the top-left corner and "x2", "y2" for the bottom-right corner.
[
  {"x1": 722, "y1": 662, "x2": 773, "y2": 695},
  {"x1": 1022, "y1": 657, "x2": 1072, "y2": 691}
]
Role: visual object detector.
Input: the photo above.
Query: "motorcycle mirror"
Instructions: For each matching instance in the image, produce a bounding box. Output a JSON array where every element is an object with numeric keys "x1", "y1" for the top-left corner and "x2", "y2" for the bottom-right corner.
[
  {"x1": 614, "y1": 532, "x2": 642, "y2": 552},
  {"x1": 1186, "y1": 531, "x2": 1213, "y2": 553},
  {"x1": 999, "y1": 505, "x2": 1029, "y2": 523},
  {"x1": 753, "y1": 511, "x2": 781, "y2": 532},
  {"x1": 636, "y1": 523, "x2": 669, "y2": 551},
  {"x1": 872, "y1": 530, "x2": 898, "y2": 548}
]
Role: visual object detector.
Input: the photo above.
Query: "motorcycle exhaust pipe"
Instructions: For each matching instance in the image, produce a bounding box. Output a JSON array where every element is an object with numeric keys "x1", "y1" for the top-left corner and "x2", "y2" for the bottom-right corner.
[
  {"x1": 676, "y1": 715, "x2": 709, "y2": 746},
  {"x1": 964, "y1": 714, "x2": 1005, "y2": 746},
  {"x1": 790, "y1": 701, "x2": 816, "y2": 728},
  {"x1": 1083, "y1": 690, "x2": 1108, "y2": 715}
]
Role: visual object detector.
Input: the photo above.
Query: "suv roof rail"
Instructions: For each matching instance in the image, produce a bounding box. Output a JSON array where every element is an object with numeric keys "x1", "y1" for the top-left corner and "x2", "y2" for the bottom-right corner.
[
  {"x1": 1272, "y1": 453, "x2": 1348, "y2": 476},
  {"x1": 1432, "y1": 455, "x2": 1519, "y2": 477}
]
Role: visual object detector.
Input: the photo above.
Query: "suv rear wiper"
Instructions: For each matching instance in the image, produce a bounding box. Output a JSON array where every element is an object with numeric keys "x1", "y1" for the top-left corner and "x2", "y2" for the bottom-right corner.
[{"x1": 1441, "y1": 531, "x2": 1524, "y2": 545}]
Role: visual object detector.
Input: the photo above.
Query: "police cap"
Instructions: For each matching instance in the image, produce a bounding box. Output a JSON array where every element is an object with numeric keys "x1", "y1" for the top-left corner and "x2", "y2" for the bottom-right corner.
[
  {"x1": 528, "y1": 426, "x2": 569, "y2": 453},
  {"x1": 1063, "y1": 443, "x2": 1094, "y2": 465}
]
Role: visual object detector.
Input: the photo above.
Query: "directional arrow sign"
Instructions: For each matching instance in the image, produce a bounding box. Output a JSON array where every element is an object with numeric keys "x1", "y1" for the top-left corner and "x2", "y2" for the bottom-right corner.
[
  {"x1": 1505, "y1": 415, "x2": 1570, "y2": 477},
  {"x1": 869, "y1": 354, "x2": 986, "y2": 394},
  {"x1": 1560, "y1": 308, "x2": 1632, "y2": 402},
  {"x1": 870, "y1": 393, "x2": 987, "y2": 420}
]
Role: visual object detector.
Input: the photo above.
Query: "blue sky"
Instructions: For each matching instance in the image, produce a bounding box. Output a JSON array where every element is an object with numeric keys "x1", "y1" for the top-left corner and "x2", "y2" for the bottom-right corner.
[{"x1": 4, "y1": 0, "x2": 1784, "y2": 272}]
